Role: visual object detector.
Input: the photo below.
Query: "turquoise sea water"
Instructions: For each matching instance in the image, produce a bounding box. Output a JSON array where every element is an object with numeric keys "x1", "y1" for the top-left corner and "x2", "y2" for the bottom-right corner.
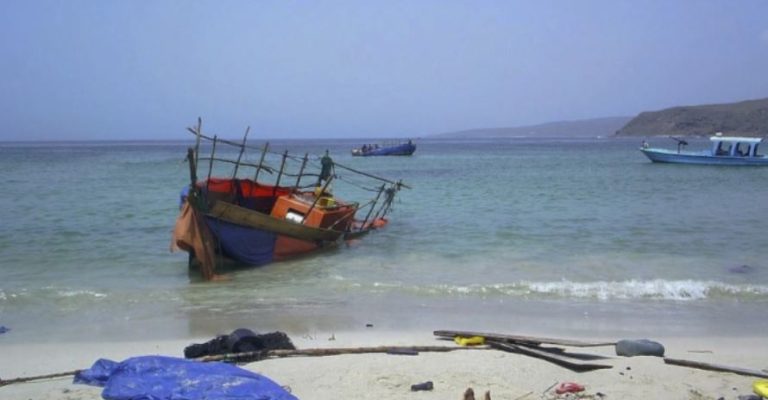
[{"x1": 1, "y1": 137, "x2": 767, "y2": 343}]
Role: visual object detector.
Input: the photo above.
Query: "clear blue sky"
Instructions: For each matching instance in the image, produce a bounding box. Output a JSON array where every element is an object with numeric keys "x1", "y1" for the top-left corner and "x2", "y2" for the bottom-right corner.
[{"x1": 1, "y1": 1, "x2": 767, "y2": 140}]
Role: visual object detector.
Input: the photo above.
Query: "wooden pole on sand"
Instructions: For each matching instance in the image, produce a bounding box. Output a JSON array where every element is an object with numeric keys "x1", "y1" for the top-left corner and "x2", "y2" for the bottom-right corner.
[{"x1": 0, "y1": 345, "x2": 486, "y2": 388}]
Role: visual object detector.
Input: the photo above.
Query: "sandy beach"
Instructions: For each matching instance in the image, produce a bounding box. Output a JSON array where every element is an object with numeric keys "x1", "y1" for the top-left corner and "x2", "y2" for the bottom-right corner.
[
  {"x1": 1, "y1": 329, "x2": 766, "y2": 400},
  {"x1": 4, "y1": 1, "x2": 768, "y2": 399}
]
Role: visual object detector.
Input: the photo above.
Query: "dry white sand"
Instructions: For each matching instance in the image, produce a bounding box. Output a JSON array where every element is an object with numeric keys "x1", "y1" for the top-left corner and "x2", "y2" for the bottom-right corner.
[{"x1": 1, "y1": 330, "x2": 766, "y2": 400}]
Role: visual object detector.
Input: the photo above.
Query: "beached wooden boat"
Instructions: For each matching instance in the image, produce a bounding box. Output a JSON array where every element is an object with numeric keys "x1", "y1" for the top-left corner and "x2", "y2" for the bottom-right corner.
[
  {"x1": 172, "y1": 119, "x2": 407, "y2": 279},
  {"x1": 640, "y1": 135, "x2": 768, "y2": 165},
  {"x1": 351, "y1": 141, "x2": 416, "y2": 156}
]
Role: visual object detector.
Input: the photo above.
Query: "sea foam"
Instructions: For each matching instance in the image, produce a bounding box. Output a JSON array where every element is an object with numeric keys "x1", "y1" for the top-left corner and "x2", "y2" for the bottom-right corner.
[
  {"x1": 347, "y1": 279, "x2": 768, "y2": 301},
  {"x1": 519, "y1": 279, "x2": 768, "y2": 301}
]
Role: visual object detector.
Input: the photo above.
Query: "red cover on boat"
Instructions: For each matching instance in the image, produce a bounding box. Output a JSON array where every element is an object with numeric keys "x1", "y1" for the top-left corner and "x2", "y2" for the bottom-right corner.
[{"x1": 202, "y1": 179, "x2": 292, "y2": 199}]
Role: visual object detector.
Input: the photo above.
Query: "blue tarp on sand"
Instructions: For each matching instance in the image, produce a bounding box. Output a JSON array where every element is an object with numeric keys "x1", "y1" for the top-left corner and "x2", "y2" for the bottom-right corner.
[{"x1": 74, "y1": 355, "x2": 298, "y2": 400}]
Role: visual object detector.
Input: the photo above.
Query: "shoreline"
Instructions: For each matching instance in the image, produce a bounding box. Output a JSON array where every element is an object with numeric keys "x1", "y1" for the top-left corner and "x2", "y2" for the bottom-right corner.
[
  {"x1": 2, "y1": 329, "x2": 766, "y2": 400},
  {"x1": 4, "y1": 294, "x2": 766, "y2": 347}
]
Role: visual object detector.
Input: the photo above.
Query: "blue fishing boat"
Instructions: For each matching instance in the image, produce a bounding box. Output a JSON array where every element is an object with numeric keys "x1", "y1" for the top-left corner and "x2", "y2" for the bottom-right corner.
[
  {"x1": 351, "y1": 141, "x2": 416, "y2": 156},
  {"x1": 640, "y1": 135, "x2": 768, "y2": 166}
]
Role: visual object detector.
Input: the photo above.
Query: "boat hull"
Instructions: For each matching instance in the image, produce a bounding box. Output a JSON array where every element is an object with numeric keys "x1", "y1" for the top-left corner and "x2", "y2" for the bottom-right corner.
[
  {"x1": 352, "y1": 143, "x2": 416, "y2": 156},
  {"x1": 201, "y1": 200, "x2": 348, "y2": 266},
  {"x1": 204, "y1": 217, "x2": 279, "y2": 266},
  {"x1": 640, "y1": 148, "x2": 768, "y2": 166},
  {"x1": 203, "y1": 216, "x2": 337, "y2": 266},
  {"x1": 208, "y1": 201, "x2": 343, "y2": 242}
]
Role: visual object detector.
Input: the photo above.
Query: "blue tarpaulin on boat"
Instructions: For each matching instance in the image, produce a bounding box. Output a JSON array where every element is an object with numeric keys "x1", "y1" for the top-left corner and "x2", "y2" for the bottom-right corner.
[
  {"x1": 205, "y1": 217, "x2": 277, "y2": 266},
  {"x1": 0, "y1": 325, "x2": 9, "y2": 334},
  {"x1": 74, "y1": 355, "x2": 298, "y2": 400}
]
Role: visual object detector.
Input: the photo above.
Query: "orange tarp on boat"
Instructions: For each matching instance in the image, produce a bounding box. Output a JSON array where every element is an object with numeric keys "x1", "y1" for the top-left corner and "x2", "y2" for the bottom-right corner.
[{"x1": 171, "y1": 202, "x2": 217, "y2": 280}]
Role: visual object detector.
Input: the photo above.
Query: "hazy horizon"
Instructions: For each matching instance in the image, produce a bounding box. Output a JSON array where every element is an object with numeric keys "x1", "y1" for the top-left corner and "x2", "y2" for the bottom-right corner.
[{"x1": 2, "y1": 1, "x2": 768, "y2": 140}]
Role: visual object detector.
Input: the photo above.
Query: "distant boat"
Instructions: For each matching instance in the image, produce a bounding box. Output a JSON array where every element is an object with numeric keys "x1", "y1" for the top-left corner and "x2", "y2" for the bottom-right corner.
[
  {"x1": 640, "y1": 135, "x2": 768, "y2": 166},
  {"x1": 172, "y1": 119, "x2": 407, "y2": 280},
  {"x1": 351, "y1": 141, "x2": 416, "y2": 156}
]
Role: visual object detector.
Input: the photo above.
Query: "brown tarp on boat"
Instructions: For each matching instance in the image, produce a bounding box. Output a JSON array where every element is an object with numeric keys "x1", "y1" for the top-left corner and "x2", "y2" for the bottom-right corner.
[{"x1": 171, "y1": 201, "x2": 217, "y2": 280}]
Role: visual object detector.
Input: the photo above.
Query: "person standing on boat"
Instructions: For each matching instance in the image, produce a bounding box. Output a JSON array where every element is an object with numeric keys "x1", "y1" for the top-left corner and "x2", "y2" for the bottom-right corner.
[{"x1": 318, "y1": 150, "x2": 334, "y2": 186}]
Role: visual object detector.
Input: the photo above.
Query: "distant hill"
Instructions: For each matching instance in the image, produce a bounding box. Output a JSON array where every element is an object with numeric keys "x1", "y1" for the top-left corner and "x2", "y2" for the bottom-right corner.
[
  {"x1": 431, "y1": 116, "x2": 632, "y2": 139},
  {"x1": 616, "y1": 98, "x2": 768, "y2": 137}
]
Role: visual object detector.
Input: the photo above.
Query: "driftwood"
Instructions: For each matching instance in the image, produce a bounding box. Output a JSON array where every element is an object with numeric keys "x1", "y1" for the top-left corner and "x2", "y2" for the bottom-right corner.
[
  {"x1": 0, "y1": 370, "x2": 82, "y2": 387},
  {"x1": 664, "y1": 357, "x2": 768, "y2": 378},
  {"x1": 0, "y1": 345, "x2": 484, "y2": 388},
  {"x1": 199, "y1": 345, "x2": 486, "y2": 363},
  {"x1": 490, "y1": 341, "x2": 612, "y2": 372},
  {"x1": 434, "y1": 330, "x2": 616, "y2": 348}
]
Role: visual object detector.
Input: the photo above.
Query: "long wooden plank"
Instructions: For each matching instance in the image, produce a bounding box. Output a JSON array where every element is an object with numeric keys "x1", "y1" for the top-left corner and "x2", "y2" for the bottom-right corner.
[
  {"x1": 664, "y1": 357, "x2": 768, "y2": 378},
  {"x1": 1, "y1": 346, "x2": 485, "y2": 387},
  {"x1": 434, "y1": 330, "x2": 616, "y2": 348},
  {"x1": 198, "y1": 345, "x2": 489, "y2": 363},
  {"x1": 490, "y1": 341, "x2": 612, "y2": 372},
  {"x1": 0, "y1": 370, "x2": 82, "y2": 387},
  {"x1": 207, "y1": 201, "x2": 342, "y2": 242}
]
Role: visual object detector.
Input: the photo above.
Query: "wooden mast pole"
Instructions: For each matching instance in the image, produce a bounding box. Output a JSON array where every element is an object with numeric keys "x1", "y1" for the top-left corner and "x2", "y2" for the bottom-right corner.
[
  {"x1": 295, "y1": 153, "x2": 309, "y2": 190},
  {"x1": 358, "y1": 184, "x2": 385, "y2": 231},
  {"x1": 272, "y1": 150, "x2": 288, "y2": 196},
  {"x1": 231, "y1": 126, "x2": 250, "y2": 179},
  {"x1": 186, "y1": 148, "x2": 197, "y2": 188},
  {"x1": 185, "y1": 118, "x2": 203, "y2": 176},
  {"x1": 254, "y1": 142, "x2": 270, "y2": 182},
  {"x1": 205, "y1": 136, "x2": 218, "y2": 195},
  {"x1": 194, "y1": 118, "x2": 202, "y2": 168}
]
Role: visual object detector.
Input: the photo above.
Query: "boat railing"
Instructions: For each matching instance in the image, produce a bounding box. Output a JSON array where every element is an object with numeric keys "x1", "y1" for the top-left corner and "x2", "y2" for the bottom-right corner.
[
  {"x1": 185, "y1": 118, "x2": 407, "y2": 235},
  {"x1": 669, "y1": 137, "x2": 688, "y2": 153}
]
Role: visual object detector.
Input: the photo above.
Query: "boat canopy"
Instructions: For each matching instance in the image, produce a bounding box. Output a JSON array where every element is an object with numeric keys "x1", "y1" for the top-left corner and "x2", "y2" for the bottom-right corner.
[{"x1": 709, "y1": 136, "x2": 763, "y2": 144}]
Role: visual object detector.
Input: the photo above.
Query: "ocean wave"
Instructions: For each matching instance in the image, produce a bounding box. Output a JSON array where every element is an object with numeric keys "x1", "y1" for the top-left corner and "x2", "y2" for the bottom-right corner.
[
  {"x1": 0, "y1": 287, "x2": 108, "y2": 302},
  {"x1": 345, "y1": 279, "x2": 768, "y2": 301},
  {"x1": 55, "y1": 289, "x2": 108, "y2": 298},
  {"x1": 36, "y1": 286, "x2": 107, "y2": 299},
  {"x1": 522, "y1": 280, "x2": 768, "y2": 301}
]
